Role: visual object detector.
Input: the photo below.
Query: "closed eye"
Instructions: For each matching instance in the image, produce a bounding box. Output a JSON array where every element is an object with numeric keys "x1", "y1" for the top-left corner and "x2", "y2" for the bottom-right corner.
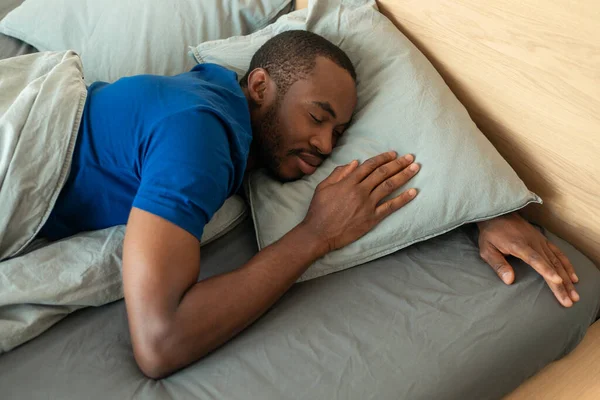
[{"x1": 310, "y1": 113, "x2": 323, "y2": 124}]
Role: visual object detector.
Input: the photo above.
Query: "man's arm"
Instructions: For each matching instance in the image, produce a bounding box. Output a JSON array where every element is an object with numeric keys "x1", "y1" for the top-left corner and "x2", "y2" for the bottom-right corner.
[
  {"x1": 123, "y1": 208, "x2": 329, "y2": 379},
  {"x1": 123, "y1": 151, "x2": 420, "y2": 379}
]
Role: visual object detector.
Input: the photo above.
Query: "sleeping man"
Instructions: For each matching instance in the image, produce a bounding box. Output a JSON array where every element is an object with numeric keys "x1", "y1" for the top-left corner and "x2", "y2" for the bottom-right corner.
[{"x1": 10, "y1": 31, "x2": 579, "y2": 377}]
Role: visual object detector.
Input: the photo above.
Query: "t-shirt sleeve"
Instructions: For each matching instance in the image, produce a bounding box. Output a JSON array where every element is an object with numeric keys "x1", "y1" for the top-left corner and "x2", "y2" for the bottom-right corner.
[{"x1": 132, "y1": 110, "x2": 235, "y2": 241}]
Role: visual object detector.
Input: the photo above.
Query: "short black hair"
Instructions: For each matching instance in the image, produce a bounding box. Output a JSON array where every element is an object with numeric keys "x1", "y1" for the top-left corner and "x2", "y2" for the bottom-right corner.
[{"x1": 240, "y1": 30, "x2": 356, "y2": 96}]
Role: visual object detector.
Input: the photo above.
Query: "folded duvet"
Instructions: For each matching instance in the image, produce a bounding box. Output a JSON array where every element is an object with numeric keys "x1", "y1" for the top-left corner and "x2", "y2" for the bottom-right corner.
[{"x1": 0, "y1": 51, "x2": 126, "y2": 352}]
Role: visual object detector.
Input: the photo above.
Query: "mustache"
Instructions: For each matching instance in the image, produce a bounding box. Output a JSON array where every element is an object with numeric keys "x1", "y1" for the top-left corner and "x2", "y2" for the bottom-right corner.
[{"x1": 287, "y1": 148, "x2": 328, "y2": 162}]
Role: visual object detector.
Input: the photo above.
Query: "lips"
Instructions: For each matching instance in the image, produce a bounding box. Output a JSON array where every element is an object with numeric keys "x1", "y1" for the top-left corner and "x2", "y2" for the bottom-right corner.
[
  {"x1": 297, "y1": 152, "x2": 323, "y2": 168},
  {"x1": 296, "y1": 155, "x2": 318, "y2": 175}
]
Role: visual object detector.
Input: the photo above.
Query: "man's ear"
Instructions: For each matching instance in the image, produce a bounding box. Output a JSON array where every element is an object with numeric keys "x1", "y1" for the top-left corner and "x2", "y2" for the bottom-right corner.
[{"x1": 247, "y1": 68, "x2": 274, "y2": 107}]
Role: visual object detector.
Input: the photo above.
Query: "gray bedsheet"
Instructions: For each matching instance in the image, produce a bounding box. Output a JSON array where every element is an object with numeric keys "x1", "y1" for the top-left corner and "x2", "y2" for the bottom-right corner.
[
  {"x1": 0, "y1": 0, "x2": 35, "y2": 60},
  {"x1": 1, "y1": 217, "x2": 598, "y2": 400}
]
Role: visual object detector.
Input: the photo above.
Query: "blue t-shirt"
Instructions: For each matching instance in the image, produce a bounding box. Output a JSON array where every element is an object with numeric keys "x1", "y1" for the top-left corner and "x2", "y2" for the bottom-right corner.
[{"x1": 40, "y1": 64, "x2": 252, "y2": 242}]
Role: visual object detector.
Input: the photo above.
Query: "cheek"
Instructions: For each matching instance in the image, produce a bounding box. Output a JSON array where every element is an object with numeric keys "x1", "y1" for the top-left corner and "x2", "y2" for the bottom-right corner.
[
  {"x1": 277, "y1": 154, "x2": 303, "y2": 181},
  {"x1": 279, "y1": 106, "x2": 311, "y2": 145}
]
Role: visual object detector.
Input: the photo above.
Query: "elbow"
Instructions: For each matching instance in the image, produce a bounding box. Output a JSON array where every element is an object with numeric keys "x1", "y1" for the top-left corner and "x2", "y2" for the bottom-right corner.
[
  {"x1": 136, "y1": 353, "x2": 172, "y2": 380},
  {"x1": 129, "y1": 317, "x2": 214, "y2": 379},
  {"x1": 134, "y1": 340, "x2": 174, "y2": 380},
  {"x1": 131, "y1": 324, "x2": 178, "y2": 379}
]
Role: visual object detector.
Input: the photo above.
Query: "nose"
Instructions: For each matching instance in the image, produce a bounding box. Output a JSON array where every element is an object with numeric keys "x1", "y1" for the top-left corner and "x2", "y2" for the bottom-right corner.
[{"x1": 309, "y1": 128, "x2": 334, "y2": 156}]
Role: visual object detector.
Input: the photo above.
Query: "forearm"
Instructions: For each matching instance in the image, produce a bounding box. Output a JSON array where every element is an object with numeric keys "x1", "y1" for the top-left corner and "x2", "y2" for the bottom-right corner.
[{"x1": 152, "y1": 223, "x2": 327, "y2": 376}]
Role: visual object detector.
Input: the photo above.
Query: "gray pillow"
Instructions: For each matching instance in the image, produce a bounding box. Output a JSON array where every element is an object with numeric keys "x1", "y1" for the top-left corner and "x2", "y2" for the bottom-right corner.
[
  {"x1": 191, "y1": 0, "x2": 541, "y2": 282},
  {"x1": 201, "y1": 196, "x2": 247, "y2": 245},
  {"x1": 0, "y1": 0, "x2": 292, "y2": 83}
]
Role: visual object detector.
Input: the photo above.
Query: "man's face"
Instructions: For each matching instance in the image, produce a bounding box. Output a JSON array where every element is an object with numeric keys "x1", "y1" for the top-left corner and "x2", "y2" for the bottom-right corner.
[{"x1": 250, "y1": 57, "x2": 358, "y2": 182}]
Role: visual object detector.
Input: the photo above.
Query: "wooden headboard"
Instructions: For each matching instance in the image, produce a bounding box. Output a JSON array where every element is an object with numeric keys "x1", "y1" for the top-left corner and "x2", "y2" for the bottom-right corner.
[{"x1": 297, "y1": 0, "x2": 600, "y2": 266}]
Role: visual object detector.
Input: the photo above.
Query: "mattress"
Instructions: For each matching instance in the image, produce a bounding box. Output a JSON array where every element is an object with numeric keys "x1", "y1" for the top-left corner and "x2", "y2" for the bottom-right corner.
[{"x1": 1, "y1": 216, "x2": 599, "y2": 400}]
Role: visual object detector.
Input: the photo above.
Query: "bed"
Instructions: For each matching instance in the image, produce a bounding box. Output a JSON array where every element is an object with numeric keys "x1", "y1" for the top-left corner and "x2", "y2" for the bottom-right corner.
[{"x1": 1, "y1": 0, "x2": 599, "y2": 399}]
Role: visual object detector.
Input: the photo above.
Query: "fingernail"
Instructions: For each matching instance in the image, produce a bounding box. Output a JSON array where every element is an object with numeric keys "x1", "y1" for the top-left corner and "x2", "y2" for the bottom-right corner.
[
  {"x1": 404, "y1": 154, "x2": 414, "y2": 162},
  {"x1": 564, "y1": 298, "x2": 573, "y2": 307},
  {"x1": 571, "y1": 291, "x2": 580, "y2": 301},
  {"x1": 408, "y1": 188, "x2": 417, "y2": 197},
  {"x1": 389, "y1": 151, "x2": 397, "y2": 157},
  {"x1": 501, "y1": 272, "x2": 511, "y2": 284},
  {"x1": 553, "y1": 275, "x2": 563, "y2": 285},
  {"x1": 409, "y1": 163, "x2": 419, "y2": 171},
  {"x1": 572, "y1": 273, "x2": 579, "y2": 282}
]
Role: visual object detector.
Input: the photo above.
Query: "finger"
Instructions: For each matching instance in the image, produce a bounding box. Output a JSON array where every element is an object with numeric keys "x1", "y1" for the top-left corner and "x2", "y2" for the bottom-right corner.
[
  {"x1": 320, "y1": 160, "x2": 358, "y2": 187},
  {"x1": 351, "y1": 151, "x2": 398, "y2": 183},
  {"x1": 361, "y1": 153, "x2": 416, "y2": 190},
  {"x1": 374, "y1": 188, "x2": 417, "y2": 219},
  {"x1": 547, "y1": 241, "x2": 578, "y2": 283},
  {"x1": 337, "y1": 160, "x2": 359, "y2": 181},
  {"x1": 542, "y1": 244, "x2": 579, "y2": 302},
  {"x1": 544, "y1": 275, "x2": 574, "y2": 307},
  {"x1": 509, "y1": 242, "x2": 563, "y2": 285},
  {"x1": 370, "y1": 161, "x2": 420, "y2": 202},
  {"x1": 479, "y1": 245, "x2": 515, "y2": 284}
]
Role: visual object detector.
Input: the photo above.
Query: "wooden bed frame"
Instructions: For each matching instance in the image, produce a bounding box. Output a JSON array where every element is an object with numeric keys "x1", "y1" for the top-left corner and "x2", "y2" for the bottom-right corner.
[{"x1": 296, "y1": 0, "x2": 600, "y2": 398}]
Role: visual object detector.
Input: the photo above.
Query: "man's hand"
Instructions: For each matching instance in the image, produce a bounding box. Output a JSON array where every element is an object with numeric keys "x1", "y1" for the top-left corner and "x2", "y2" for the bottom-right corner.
[
  {"x1": 477, "y1": 213, "x2": 579, "y2": 307},
  {"x1": 122, "y1": 151, "x2": 420, "y2": 378},
  {"x1": 302, "y1": 151, "x2": 420, "y2": 252}
]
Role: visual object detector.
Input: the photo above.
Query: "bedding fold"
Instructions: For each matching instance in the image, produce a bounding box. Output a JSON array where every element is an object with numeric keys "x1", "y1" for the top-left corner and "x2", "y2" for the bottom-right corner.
[
  {"x1": 0, "y1": 50, "x2": 87, "y2": 261},
  {"x1": 0, "y1": 51, "x2": 124, "y2": 353}
]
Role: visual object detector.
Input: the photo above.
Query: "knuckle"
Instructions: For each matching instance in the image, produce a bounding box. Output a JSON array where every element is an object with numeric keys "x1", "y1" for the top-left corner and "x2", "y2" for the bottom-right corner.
[
  {"x1": 385, "y1": 201, "x2": 394, "y2": 213},
  {"x1": 492, "y1": 262, "x2": 505, "y2": 273},
  {"x1": 564, "y1": 280, "x2": 575, "y2": 290},
  {"x1": 555, "y1": 284, "x2": 567, "y2": 295},
  {"x1": 384, "y1": 179, "x2": 395, "y2": 191},
  {"x1": 509, "y1": 241, "x2": 525, "y2": 253},
  {"x1": 377, "y1": 165, "x2": 388, "y2": 175},
  {"x1": 365, "y1": 158, "x2": 378, "y2": 168}
]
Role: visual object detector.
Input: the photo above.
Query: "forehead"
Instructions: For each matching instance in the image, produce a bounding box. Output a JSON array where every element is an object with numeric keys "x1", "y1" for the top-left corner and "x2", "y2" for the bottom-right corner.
[{"x1": 283, "y1": 57, "x2": 357, "y2": 121}]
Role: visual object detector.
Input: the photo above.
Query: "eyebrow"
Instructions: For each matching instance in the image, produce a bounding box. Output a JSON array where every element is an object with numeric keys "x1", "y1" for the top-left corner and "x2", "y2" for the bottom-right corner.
[{"x1": 312, "y1": 101, "x2": 337, "y2": 119}]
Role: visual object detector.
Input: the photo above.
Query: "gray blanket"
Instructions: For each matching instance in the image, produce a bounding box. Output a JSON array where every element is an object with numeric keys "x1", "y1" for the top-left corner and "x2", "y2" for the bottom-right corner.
[
  {"x1": 0, "y1": 50, "x2": 119, "y2": 352},
  {"x1": 0, "y1": 50, "x2": 86, "y2": 260}
]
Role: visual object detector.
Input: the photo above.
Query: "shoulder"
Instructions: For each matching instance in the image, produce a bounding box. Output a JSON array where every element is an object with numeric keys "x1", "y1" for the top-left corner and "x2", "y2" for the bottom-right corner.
[{"x1": 149, "y1": 110, "x2": 232, "y2": 158}]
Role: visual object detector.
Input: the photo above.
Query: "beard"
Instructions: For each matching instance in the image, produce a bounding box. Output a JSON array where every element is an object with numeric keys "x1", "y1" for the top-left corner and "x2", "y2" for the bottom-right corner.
[
  {"x1": 251, "y1": 98, "x2": 287, "y2": 180},
  {"x1": 250, "y1": 97, "x2": 324, "y2": 182}
]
